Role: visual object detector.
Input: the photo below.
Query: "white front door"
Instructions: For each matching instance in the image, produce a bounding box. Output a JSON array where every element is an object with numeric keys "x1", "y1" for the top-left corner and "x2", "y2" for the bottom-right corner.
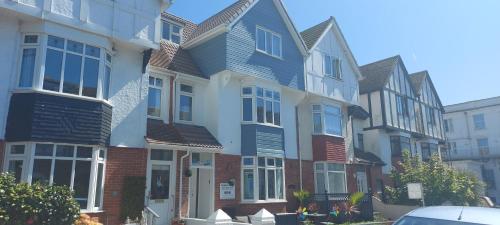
[
  {"x1": 356, "y1": 171, "x2": 368, "y2": 193},
  {"x1": 146, "y1": 149, "x2": 176, "y2": 225}
]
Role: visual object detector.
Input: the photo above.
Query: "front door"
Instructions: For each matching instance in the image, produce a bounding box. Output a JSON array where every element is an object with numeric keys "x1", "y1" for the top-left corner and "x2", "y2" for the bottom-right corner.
[
  {"x1": 146, "y1": 149, "x2": 175, "y2": 225},
  {"x1": 356, "y1": 171, "x2": 368, "y2": 193}
]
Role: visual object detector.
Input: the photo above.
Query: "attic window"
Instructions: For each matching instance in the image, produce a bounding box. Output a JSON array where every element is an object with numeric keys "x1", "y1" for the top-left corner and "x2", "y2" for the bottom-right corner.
[
  {"x1": 256, "y1": 26, "x2": 282, "y2": 58},
  {"x1": 162, "y1": 21, "x2": 182, "y2": 44}
]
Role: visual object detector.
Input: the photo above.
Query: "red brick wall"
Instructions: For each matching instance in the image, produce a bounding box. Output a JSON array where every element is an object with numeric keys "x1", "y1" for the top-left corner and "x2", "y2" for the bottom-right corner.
[
  {"x1": 285, "y1": 159, "x2": 314, "y2": 210},
  {"x1": 174, "y1": 151, "x2": 189, "y2": 218},
  {"x1": 102, "y1": 147, "x2": 148, "y2": 225},
  {"x1": 312, "y1": 135, "x2": 346, "y2": 162},
  {"x1": 214, "y1": 154, "x2": 241, "y2": 212},
  {"x1": 0, "y1": 140, "x2": 4, "y2": 170}
]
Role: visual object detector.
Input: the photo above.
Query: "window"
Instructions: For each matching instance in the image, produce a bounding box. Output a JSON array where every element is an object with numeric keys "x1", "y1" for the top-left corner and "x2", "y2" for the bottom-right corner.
[
  {"x1": 357, "y1": 133, "x2": 364, "y2": 151},
  {"x1": 179, "y1": 84, "x2": 193, "y2": 121},
  {"x1": 314, "y1": 162, "x2": 347, "y2": 194},
  {"x1": 482, "y1": 168, "x2": 496, "y2": 189},
  {"x1": 19, "y1": 34, "x2": 112, "y2": 100},
  {"x1": 426, "y1": 107, "x2": 436, "y2": 125},
  {"x1": 477, "y1": 138, "x2": 489, "y2": 156},
  {"x1": 333, "y1": 58, "x2": 342, "y2": 79},
  {"x1": 324, "y1": 55, "x2": 333, "y2": 76},
  {"x1": 162, "y1": 21, "x2": 182, "y2": 44},
  {"x1": 256, "y1": 27, "x2": 282, "y2": 58},
  {"x1": 421, "y1": 143, "x2": 438, "y2": 161},
  {"x1": 396, "y1": 95, "x2": 408, "y2": 116},
  {"x1": 241, "y1": 86, "x2": 281, "y2": 126},
  {"x1": 444, "y1": 119, "x2": 453, "y2": 132},
  {"x1": 473, "y1": 114, "x2": 485, "y2": 130},
  {"x1": 324, "y1": 55, "x2": 342, "y2": 79},
  {"x1": 4, "y1": 143, "x2": 105, "y2": 211},
  {"x1": 390, "y1": 136, "x2": 411, "y2": 157},
  {"x1": 312, "y1": 104, "x2": 342, "y2": 136},
  {"x1": 191, "y1": 152, "x2": 212, "y2": 167},
  {"x1": 241, "y1": 156, "x2": 284, "y2": 201},
  {"x1": 148, "y1": 76, "x2": 164, "y2": 117},
  {"x1": 448, "y1": 142, "x2": 457, "y2": 155}
]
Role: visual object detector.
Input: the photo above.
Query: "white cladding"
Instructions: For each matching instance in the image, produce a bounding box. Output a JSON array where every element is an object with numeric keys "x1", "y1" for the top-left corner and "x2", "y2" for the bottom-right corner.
[{"x1": 0, "y1": 0, "x2": 169, "y2": 49}]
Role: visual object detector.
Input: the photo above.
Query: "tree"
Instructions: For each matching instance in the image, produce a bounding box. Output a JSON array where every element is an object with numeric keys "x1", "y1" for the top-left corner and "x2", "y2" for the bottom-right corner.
[{"x1": 385, "y1": 151, "x2": 484, "y2": 206}]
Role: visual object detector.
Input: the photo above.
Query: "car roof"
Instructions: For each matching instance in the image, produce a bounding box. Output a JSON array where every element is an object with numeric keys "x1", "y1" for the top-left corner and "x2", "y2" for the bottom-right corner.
[{"x1": 406, "y1": 206, "x2": 500, "y2": 224}]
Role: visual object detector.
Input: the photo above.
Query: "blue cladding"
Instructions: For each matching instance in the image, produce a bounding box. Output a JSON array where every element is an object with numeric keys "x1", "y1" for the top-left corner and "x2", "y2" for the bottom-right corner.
[
  {"x1": 188, "y1": 0, "x2": 305, "y2": 90},
  {"x1": 241, "y1": 124, "x2": 284, "y2": 157}
]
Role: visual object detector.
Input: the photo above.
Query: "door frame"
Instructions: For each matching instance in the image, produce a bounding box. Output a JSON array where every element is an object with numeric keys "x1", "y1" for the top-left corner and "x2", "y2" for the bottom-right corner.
[
  {"x1": 145, "y1": 148, "x2": 177, "y2": 223},
  {"x1": 188, "y1": 152, "x2": 215, "y2": 218}
]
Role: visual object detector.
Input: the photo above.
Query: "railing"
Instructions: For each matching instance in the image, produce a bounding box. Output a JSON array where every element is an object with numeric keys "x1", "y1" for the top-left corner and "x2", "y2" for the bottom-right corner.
[
  {"x1": 311, "y1": 192, "x2": 374, "y2": 221},
  {"x1": 141, "y1": 207, "x2": 160, "y2": 225}
]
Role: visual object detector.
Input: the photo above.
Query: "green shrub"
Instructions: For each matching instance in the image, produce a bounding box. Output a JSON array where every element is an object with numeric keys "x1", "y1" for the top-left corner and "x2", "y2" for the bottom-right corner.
[
  {"x1": 120, "y1": 176, "x2": 146, "y2": 222},
  {"x1": 0, "y1": 173, "x2": 80, "y2": 225}
]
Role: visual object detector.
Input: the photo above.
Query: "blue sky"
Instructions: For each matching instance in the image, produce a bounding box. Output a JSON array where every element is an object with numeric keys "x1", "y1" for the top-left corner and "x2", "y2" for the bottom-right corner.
[{"x1": 169, "y1": 0, "x2": 500, "y2": 105}]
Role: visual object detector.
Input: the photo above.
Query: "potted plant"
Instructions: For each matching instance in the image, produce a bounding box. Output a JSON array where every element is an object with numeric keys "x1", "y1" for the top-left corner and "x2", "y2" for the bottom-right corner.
[{"x1": 293, "y1": 189, "x2": 310, "y2": 208}]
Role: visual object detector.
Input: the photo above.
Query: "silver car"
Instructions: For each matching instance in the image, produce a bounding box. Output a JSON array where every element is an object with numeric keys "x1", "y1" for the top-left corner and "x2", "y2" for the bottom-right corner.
[{"x1": 393, "y1": 206, "x2": 500, "y2": 225}]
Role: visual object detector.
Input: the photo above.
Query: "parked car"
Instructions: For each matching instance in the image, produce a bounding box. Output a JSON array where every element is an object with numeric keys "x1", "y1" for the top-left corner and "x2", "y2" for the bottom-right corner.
[{"x1": 393, "y1": 206, "x2": 500, "y2": 225}]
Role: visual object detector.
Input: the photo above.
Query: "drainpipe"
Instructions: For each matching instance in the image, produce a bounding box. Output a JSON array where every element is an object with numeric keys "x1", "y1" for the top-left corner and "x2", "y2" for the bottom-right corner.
[
  {"x1": 295, "y1": 106, "x2": 303, "y2": 190},
  {"x1": 178, "y1": 151, "x2": 190, "y2": 218}
]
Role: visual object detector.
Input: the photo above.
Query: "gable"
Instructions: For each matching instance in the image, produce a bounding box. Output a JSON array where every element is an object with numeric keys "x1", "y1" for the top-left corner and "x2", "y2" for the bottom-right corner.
[
  {"x1": 225, "y1": 0, "x2": 305, "y2": 89},
  {"x1": 420, "y1": 75, "x2": 443, "y2": 109},
  {"x1": 385, "y1": 61, "x2": 416, "y2": 98}
]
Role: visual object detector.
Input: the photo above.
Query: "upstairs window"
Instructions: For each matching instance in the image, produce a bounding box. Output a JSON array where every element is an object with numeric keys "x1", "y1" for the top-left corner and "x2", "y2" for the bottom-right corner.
[
  {"x1": 18, "y1": 34, "x2": 39, "y2": 88},
  {"x1": 148, "y1": 76, "x2": 164, "y2": 117},
  {"x1": 312, "y1": 104, "x2": 342, "y2": 136},
  {"x1": 162, "y1": 21, "x2": 182, "y2": 44},
  {"x1": 396, "y1": 95, "x2": 409, "y2": 117},
  {"x1": 241, "y1": 86, "x2": 281, "y2": 126},
  {"x1": 426, "y1": 107, "x2": 436, "y2": 125},
  {"x1": 256, "y1": 27, "x2": 282, "y2": 58},
  {"x1": 444, "y1": 119, "x2": 453, "y2": 132},
  {"x1": 179, "y1": 84, "x2": 193, "y2": 121},
  {"x1": 473, "y1": 114, "x2": 485, "y2": 130},
  {"x1": 357, "y1": 133, "x2": 364, "y2": 151},
  {"x1": 324, "y1": 55, "x2": 342, "y2": 79}
]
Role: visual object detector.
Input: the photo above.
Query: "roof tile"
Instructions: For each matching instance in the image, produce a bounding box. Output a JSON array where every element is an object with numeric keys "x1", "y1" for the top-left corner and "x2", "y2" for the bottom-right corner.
[{"x1": 359, "y1": 56, "x2": 400, "y2": 94}]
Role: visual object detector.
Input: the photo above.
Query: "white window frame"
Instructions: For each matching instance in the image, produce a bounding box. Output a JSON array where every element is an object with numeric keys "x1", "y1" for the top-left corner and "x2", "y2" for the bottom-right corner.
[
  {"x1": 15, "y1": 33, "x2": 112, "y2": 102},
  {"x1": 255, "y1": 26, "x2": 282, "y2": 59},
  {"x1": 313, "y1": 162, "x2": 347, "y2": 194},
  {"x1": 177, "y1": 83, "x2": 194, "y2": 122},
  {"x1": 3, "y1": 142, "x2": 106, "y2": 213},
  {"x1": 311, "y1": 104, "x2": 343, "y2": 137},
  {"x1": 147, "y1": 74, "x2": 167, "y2": 119},
  {"x1": 473, "y1": 114, "x2": 486, "y2": 130},
  {"x1": 241, "y1": 86, "x2": 281, "y2": 127},
  {"x1": 162, "y1": 20, "x2": 183, "y2": 44},
  {"x1": 241, "y1": 156, "x2": 285, "y2": 203}
]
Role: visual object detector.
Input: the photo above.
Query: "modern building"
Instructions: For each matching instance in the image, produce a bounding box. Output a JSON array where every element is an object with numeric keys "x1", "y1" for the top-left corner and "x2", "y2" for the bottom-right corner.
[
  {"x1": 0, "y1": 0, "x2": 171, "y2": 224},
  {"x1": 358, "y1": 56, "x2": 446, "y2": 189},
  {"x1": 444, "y1": 96, "x2": 500, "y2": 203}
]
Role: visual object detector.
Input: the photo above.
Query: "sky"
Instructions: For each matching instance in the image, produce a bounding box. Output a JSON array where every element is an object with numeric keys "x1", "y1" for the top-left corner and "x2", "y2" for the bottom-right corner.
[{"x1": 168, "y1": 0, "x2": 500, "y2": 105}]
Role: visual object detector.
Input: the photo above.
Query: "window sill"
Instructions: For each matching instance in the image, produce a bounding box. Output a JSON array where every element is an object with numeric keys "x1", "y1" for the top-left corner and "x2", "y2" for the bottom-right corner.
[
  {"x1": 241, "y1": 122, "x2": 283, "y2": 129},
  {"x1": 255, "y1": 49, "x2": 283, "y2": 61},
  {"x1": 80, "y1": 209, "x2": 104, "y2": 214},
  {"x1": 312, "y1": 133, "x2": 344, "y2": 139},
  {"x1": 240, "y1": 199, "x2": 287, "y2": 204},
  {"x1": 324, "y1": 75, "x2": 343, "y2": 81},
  {"x1": 12, "y1": 89, "x2": 113, "y2": 107}
]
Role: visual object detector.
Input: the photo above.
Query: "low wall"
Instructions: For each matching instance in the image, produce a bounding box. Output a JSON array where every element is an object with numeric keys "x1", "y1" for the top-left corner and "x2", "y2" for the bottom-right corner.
[{"x1": 372, "y1": 197, "x2": 418, "y2": 220}]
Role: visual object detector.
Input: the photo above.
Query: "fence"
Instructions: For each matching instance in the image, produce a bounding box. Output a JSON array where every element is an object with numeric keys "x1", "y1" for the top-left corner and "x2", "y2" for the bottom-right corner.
[{"x1": 311, "y1": 192, "x2": 374, "y2": 221}]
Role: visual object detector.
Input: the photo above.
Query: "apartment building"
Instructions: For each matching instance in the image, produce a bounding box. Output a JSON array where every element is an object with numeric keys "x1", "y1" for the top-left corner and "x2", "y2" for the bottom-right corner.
[
  {"x1": 444, "y1": 96, "x2": 500, "y2": 203},
  {"x1": 358, "y1": 56, "x2": 445, "y2": 187}
]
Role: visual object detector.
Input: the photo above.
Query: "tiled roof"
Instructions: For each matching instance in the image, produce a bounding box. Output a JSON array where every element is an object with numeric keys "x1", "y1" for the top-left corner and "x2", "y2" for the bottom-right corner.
[
  {"x1": 185, "y1": 0, "x2": 254, "y2": 43},
  {"x1": 408, "y1": 71, "x2": 427, "y2": 95},
  {"x1": 359, "y1": 55, "x2": 400, "y2": 94},
  {"x1": 149, "y1": 40, "x2": 204, "y2": 77},
  {"x1": 146, "y1": 119, "x2": 223, "y2": 150},
  {"x1": 300, "y1": 17, "x2": 332, "y2": 50},
  {"x1": 354, "y1": 151, "x2": 385, "y2": 165}
]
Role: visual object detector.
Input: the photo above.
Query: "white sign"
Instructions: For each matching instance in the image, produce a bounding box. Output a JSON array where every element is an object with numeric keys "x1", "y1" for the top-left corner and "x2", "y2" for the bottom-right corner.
[
  {"x1": 220, "y1": 183, "x2": 235, "y2": 200},
  {"x1": 407, "y1": 183, "x2": 423, "y2": 199}
]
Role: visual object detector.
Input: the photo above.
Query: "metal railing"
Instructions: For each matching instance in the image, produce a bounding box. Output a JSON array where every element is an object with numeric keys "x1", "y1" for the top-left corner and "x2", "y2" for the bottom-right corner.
[
  {"x1": 311, "y1": 192, "x2": 374, "y2": 221},
  {"x1": 141, "y1": 207, "x2": 160, "y2": 225}
]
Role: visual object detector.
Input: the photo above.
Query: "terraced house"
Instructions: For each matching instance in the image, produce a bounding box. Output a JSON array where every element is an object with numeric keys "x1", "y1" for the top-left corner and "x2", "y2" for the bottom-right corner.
[{"x1": 358, "y1": 56, "x2": 446, "y2": 189}]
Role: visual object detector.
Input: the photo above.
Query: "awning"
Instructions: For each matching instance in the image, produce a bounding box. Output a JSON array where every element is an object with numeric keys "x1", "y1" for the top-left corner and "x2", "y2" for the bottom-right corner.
[
  {"x1": 348, "y1": 105, "x2": 370, "y2": 120},
  {"x1": 354, "y1": 150, "x2": 385, "y2": 166}
]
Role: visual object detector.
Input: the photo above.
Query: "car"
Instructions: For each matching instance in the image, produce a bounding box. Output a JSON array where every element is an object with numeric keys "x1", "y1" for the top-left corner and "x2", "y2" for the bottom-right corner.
[{"x1": 393, "y1": 206, "x2": 500, "y2": 225}]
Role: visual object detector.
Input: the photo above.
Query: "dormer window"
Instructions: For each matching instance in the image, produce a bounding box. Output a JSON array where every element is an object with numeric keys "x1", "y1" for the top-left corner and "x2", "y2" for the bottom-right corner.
[
  {"x1": 256, "y1": 26, "x2": 282, "y2": 58},
  {"x1": 162, "y1": 21, "x2": 182, "y2": 44}
]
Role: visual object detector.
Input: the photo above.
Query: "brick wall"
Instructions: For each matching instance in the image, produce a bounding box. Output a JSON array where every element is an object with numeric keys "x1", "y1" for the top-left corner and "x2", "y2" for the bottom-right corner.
[
  {"x1": 214, "y1": 154, "x2": 241, "y2": 212},
  {"x1": 312, "y1": 135, "x2": 346, "y2": 162},
  {"x1": 102, "y1": 147, "x2": 148, "y2": 225},
  {"x1": 0, "y1": 140, "x2": 4, "y2": 170}
]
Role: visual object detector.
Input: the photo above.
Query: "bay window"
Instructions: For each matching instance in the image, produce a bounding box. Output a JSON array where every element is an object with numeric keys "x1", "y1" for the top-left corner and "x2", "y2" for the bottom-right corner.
[
  {"x1": 390, "y1": 136, "x2": 411, "y2": 157},
  {"x1": 314, "y1": 162, "x2": 347, "y2": 194},
  {"x1": 312, "y1": 104, "x2": 342, "y2": 136},
  {"x1": 16, "y1": 34, "x2": 112, "y2": 100},
  {"x1": 3, "y1": 143, "x2": 106, "y2": 212},
  {"x1": 241, "y1": 86, "x2": 281, "y2": 126},
  {"x1": 241, "y1": 156, "x2": 284, "y2": 202}
]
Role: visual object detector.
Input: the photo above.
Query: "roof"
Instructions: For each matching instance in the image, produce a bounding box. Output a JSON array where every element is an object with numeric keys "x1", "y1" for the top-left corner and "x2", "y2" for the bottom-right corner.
[
  {"x1": 146, "y1": 119, "x2": 223, "y2": 150},
  {"x1": 401, "y1": 206, "x2": 500, "y2": 224},
  {"x1": 408, "y1": 71, "x2": 427, "y2": 95},
  {"x1": 185, "y1": 0, "x2": 254, "y2": 43},
  {"x1": 149, "y1": 40, "x2": 204, "y2": 77},
  {"x1": 445, "y1": 96, "x2": 500, "y2": 113},
  {"x1": 354, "y1": 151, "x2": 385, "y2": 165},
  {"x1": 359, "y1": 56, "x2": 400, "y2": 94},
  {"x1": 300, "y1": 17, "x2": 331, "y2": 50}
]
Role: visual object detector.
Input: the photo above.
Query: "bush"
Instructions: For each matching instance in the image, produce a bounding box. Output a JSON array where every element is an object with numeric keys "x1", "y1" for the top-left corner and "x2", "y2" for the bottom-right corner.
[
  {"x1": 0, "y1": 173, "x2": 80, "y2": 225},
  {"x1": 385, "y1": 151, "x2": 484, "y2": 206},
  {"x1": 120, "y1": 176, "x2": 146, "y2": 222}
]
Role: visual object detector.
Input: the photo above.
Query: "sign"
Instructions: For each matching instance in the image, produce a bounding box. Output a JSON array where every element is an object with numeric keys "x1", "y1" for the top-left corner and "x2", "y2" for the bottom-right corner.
[
  {"x1": 407, "y1": 183, "x2": 423, "y2": 199},
  {"x1": 220, "y1": 183, "x2": 235, "y2": 200}
]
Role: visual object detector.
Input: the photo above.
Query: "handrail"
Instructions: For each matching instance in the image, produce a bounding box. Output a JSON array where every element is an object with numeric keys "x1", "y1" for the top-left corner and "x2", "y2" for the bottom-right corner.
[{"x1": 144, "y1": 207, "x2": 160, "y2": 218}]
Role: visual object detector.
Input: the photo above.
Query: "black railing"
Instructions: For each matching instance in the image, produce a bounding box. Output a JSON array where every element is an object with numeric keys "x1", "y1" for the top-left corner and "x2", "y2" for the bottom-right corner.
[{"x1": 311, "y1": 192, "x2": 374, "y2": 222}]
